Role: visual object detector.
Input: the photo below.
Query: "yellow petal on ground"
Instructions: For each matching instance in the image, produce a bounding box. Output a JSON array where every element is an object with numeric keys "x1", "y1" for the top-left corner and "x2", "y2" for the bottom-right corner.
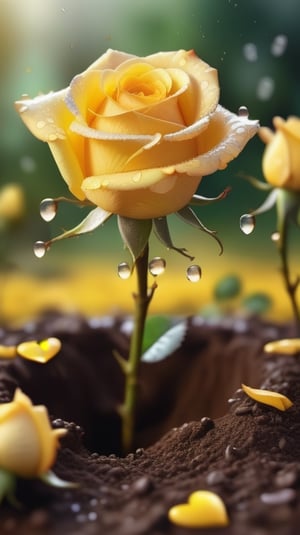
[
  {"x1": 242, "y1": 384, "x2": 293, "y2": 411},
  {"x1": 264, "y1": 338, "x2": 300, "y2": 355},
  {"x1": 17, "y1": 338, "x2": 62, "y2": 363},
  {"x1": 0, "y1": 345, "x2": 17, "y2": 359},
  {"x1": 168, "y1": 490, "x2": 229, "y2": 528}
]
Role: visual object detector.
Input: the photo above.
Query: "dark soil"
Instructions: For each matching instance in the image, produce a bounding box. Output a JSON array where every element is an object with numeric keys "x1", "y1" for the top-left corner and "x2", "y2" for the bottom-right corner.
[{"x1": 0, "y1": 312, "x2": 300, "y2": 534}]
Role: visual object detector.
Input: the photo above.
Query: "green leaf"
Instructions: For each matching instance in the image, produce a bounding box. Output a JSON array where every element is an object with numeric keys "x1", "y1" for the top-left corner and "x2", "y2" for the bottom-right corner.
[
  {"x1": 142, "y1": 315, "x2": 172, "y2": 353},
  {"x1": 50, "y1": 207, "x2": 112, "y2": 244},
  {"x1": 214, "y1": 275, "x2": 242, "y2": 301},
  {"x1": 242, "y1": 293, "x2": 272, "y2": 315},
  {"x1": 141, "y1": 321, "x2": 187, "y2": 363},
  {"x1": 0, "y1": 469, "x2": 16, "y2": 505},
  {"x1": 117, "y1": 216, "x2": 152, "y2": 262},
  {"x1": 153, "y1": 217, "x2": 194, "y2": 260}
]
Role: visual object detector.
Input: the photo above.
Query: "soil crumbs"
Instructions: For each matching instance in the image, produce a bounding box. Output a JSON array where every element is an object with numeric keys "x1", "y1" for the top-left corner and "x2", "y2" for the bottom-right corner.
[{"x1": 0, "y1": 313, "x2": 300, "y2": 534}]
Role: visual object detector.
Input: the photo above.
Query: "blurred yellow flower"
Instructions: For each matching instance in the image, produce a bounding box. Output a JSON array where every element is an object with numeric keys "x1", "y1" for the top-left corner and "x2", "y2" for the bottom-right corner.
[
  {"x1": 259, "y1": 116, "x2": 300, "y2": 191},
  {"x1": 16, "y1": 48, "x2": 258, "y2": 219},
  {"x1": 0, "y1": 183, "x2": 25, "y2": 223},
  {"x1": 0, "y1": 389, "x2": 66, "y2": 478}
]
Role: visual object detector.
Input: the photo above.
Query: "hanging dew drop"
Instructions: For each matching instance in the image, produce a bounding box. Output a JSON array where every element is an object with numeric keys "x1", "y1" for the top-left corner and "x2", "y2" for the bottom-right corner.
[
  {"x1": 33, "y1": 241, "x2": 48, "y2": 258},
  {"x1": 40, "y1": 198, "x2": 58, "y2": 222},
  {"x1": 238, "y1": 106, "x2": 249, "y2": 118},
  {"x1": 117, "y1": 262, "x2": 131, "y2": 280},
  {"x1": 186, "y1": 265, "x2": 202, "y2": 283},
  {"x1": 240, "y1": 214, "x2": 255, "y2": 235},
  {"x1": 148, "y1": 257, "x2": 166, "y2": 276}
]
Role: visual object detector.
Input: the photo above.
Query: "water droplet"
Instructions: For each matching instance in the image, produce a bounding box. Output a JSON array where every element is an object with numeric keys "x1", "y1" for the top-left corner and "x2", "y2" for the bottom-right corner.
[
  {"x1": 117, "y1": 262, "x2": 131, "y2": 279},
  {"x1": 240, "y1": 214, "x2": 255, "y2": 235},
  {"x1": 36, "y1": 120, "x2": 46, "y2": 129},
  {"x1": 48, "y1": 133, "x2": 58, "y2": 141},
  {"x1": 186, "y1": 265, "x2": 202, "y2": 282},
  {"x1": 238, "y1": 106, "x2": 249, "y2": 118},
  {"x1": 132, "y1": 172, "x2": 142, "y2": 183},
  {"x1": 40, "y1": 198, "x2": 57, "y2": 222},
  {"x1": 148, "y1": 257, "x2": 166, "y2": 276},
  {"x1": 271, "y1": 231, "x2": 280, "y2": 242},
  {"x1": 33, "y1": 241, "x2": 48, "y2": 258}
]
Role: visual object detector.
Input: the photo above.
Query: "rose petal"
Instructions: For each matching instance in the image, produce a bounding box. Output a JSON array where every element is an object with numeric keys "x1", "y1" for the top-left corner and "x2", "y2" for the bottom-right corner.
[
  {"x1": 82, "y1": 169, "x2": 201, "y2": 219},
  {"x1": 15, "y1": 92, "x2": 85, "y2": 200}
]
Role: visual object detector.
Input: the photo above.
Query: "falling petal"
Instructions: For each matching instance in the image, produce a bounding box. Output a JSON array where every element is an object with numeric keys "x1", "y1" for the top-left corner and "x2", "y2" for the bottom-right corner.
[{"x1": 242, "y1": 383, "x2": 293, "y2": 411}]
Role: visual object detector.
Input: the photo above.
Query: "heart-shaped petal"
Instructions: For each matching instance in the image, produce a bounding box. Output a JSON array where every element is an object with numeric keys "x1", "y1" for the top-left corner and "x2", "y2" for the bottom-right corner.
[
  {"x1": 168, "y1": 490, "x2": 229, "y2": 528},
  {"x1": 17, "y1": 338, "x2": 62, "y2": 363}
]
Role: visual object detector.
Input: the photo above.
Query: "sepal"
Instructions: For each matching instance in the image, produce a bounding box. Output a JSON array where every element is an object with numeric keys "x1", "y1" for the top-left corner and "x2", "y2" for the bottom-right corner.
[{"x1": 117, "y1": 217, "x2": 152, "y2": 262}]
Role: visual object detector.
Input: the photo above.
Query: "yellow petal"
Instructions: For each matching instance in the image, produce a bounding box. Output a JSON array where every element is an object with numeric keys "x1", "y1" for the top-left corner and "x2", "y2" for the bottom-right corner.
[
  {"x1": 168, "y1": 490, "x2": 229, "y2": 528},
  {"x1": 264, "y1": 338, "x2": 300, "y2": 355},
  {"x1": 242, "y1": 384, "x2": 293, "y2": 411},
  {"x1": 15, "y1": 91, "x2": 85, "y2": 201},
  {"x1": 82, "y1": 170, "x2": 201, "y2": 219},
  {"x1": 17, "y1": 338, "x2": 61, "y2": 363}
]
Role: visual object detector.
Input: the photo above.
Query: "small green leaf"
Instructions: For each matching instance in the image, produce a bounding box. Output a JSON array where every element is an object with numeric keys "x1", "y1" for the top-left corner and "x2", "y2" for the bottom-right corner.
[
  {"x1": 142, "y1": 315, "x2": 172, "y2": 353},
  {"x1": 141, "y1": 321, "x2": 187, "y2": 363},
  {"x1": 214, "y1": 275, "x2": 242, "y2": 301},
  {"x1": 50, "y1": 207, "x2": 112, "y2": 244},
  {"x1": 242, "y1": 293, "x2": 272, "y2": 315},
  {"x1": 118, "y1": 216, "x2": 152, "y2": 262},
  {"x1": 0, "y1": 469, "x2": 17, "y2": 505}
]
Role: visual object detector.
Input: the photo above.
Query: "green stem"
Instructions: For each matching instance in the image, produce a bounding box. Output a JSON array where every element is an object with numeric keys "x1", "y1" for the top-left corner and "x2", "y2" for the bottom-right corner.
[
  {"x1": 276, "y1": 196, "x2": 300, "y2": 334},
  {"x1": 120, "y1": 243, "x2": 156, "y2": 453}
]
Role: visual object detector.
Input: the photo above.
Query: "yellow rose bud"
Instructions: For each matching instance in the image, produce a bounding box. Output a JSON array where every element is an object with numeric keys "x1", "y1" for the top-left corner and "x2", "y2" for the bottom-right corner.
[
  {"x1": 15, "y1": 49, "x2": 258, "y2": 219},
  {"x1": 0, "y1": 183, "x2": 25, "y2": 222},
  {"x1": 0, "y1": 389, "x2": 66, "y2": 478},
  {"x1": 259, "y1": 116, "x2": 300, "y2": 191}
]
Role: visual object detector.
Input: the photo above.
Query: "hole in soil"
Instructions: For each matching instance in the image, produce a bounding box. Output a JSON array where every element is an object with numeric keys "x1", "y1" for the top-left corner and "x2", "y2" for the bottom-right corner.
[{"x1": 0, "y1": 313, "x2": 267, "y2": 456}]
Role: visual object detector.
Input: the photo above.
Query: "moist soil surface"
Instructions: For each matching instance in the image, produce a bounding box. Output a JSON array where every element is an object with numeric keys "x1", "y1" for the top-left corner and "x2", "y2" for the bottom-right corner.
[{"x1": 0, "y1": 312, "x2": 300, "y2": 534}]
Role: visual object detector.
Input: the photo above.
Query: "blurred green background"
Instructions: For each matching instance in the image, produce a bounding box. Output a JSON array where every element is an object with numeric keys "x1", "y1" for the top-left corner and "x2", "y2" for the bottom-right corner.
[{"x1": 1, "y1": 0, "x2": 300, "y2": 321}]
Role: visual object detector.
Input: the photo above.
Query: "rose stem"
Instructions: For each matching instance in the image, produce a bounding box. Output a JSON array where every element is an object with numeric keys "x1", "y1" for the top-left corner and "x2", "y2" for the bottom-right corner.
[
  {"x1": 276, "y1": 201, "x2": 300, "y2": 334},
  {"x1": 119, "y1": 243, "x2": 156, "y2": 454}
]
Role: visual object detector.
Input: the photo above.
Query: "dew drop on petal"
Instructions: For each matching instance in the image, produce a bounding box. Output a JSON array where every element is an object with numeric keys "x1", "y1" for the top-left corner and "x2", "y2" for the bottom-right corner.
[
  {"x1": 186, "y1": 264, "x2": 202, "y2": 282},
  {"x1": 117, "y1": 262, "x2": 131, "y2": 280},
  {"x1": 33, "y1": 241, "x2": 48, "y2": 258},
  {"x1": 240, "y1": 214, "x2": 256, "y2": 235},
  {"x1": 148, "y1": 257, "x2": 166, "y2": 276},
  {"x1": 40, "y1": 198, "x2": 57, "y2": 222},
  {"x1": 238, "y1": 106, "x2": 249, "y2": 118}
]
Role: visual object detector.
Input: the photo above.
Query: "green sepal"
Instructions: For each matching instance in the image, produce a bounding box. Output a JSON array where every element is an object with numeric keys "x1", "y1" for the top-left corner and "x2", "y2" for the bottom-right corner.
[
  {"x1": 176, "y1": 206, "x2": 223, "y2": 255},
  {"x1": 0, "y1": 469, "x2": 17, "y2": 506},
  {"x1": 251, "y1": 188, "x2": 279, "y2": 217},
  {"x1": 238, "y1": 173, "x2": 273, "y2": 191},
  {"x1": 49, "y1": 207, "x2": 112, "y2": 245},
  {"x1": 117, "y1": 216, "x2": 152, "y2": 263},
  {"x1": 39, "y1": 470, "x2": 78, "y2": 488},
  {"x1": 153, "y1": 217, "x2": 194, "y2": 260},
  {"x1": 189, "y1": 186, "x2": 231, "y2": 206}
]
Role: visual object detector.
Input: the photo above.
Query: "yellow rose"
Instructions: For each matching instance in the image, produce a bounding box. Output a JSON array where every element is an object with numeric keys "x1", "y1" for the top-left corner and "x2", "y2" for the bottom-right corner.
[
  {"x1": 0, "y1": 389, "x2": 66, "y2": 478},
  {"x1": 16, "y1": 49, "x2": 258, "y2": 219},
  {"x1": 259, "y1": 116, "x2": 300, "y2": 191}
]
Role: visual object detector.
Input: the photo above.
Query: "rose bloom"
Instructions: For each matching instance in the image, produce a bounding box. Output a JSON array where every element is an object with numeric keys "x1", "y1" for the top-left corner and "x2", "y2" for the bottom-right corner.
[
  {"x1": 259, "y1": 116, "x2": 300, "y2": 191},
  {"x1": 0, "y1": 389, "x2": 66, "y2": 478},
  {"x1": 16, "y1": 49, "x2": 258, "y2": 219}
]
